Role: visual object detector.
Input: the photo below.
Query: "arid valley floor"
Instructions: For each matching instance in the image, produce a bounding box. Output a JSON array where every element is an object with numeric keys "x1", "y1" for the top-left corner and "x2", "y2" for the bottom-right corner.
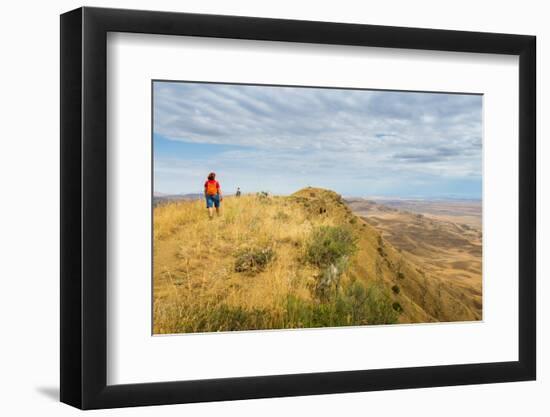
[{"x1": 345, "y1": 197, "x2": 482, "y2": 318}]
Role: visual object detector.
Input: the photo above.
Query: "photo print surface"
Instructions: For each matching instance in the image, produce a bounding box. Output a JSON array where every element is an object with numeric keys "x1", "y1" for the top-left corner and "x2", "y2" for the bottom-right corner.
[{"x1": 153, "y1": 81, "x2": 483, "y2": 335}]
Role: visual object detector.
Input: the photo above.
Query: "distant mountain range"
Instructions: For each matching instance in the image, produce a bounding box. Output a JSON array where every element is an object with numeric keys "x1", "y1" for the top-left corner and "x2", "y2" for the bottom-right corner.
[
  {"x1": 153, "y1": 192, "x2": 480, "y2": 207},
  {"x1": 153, "y1": 193, "x2": 203, "y2": 205}
]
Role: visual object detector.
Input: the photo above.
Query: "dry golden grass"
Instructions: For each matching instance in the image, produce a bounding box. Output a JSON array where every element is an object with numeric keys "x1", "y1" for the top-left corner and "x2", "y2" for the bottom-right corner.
[
  {"x1": 154, "y1": 193, "x2": 329, "y2": 333},
  {"x1": 153, "y1": 188, "x2": 481, "y2": 334}
]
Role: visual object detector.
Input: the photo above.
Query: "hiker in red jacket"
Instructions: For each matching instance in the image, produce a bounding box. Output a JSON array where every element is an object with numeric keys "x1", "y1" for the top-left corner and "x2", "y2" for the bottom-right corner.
[{"x1": 204, "y1": 172, "x2": 223, "y2": 219}]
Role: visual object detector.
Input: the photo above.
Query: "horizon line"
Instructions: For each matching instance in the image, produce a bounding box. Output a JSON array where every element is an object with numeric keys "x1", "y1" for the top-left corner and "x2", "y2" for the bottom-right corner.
[{"x1": 154, "y1": 190, "x2": 482, "y2": 201}]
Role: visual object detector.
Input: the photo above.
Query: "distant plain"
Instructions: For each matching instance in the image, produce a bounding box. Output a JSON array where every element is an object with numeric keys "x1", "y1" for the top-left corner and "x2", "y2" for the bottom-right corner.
[{"x1": 346, "y1": 197, "x2": 482, "y2": 317}]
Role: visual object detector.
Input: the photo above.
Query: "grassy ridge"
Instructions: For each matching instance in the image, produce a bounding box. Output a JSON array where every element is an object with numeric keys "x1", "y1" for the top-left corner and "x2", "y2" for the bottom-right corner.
[{"x1": 153, "y1": 188, "x2": 478, "y2": 334}]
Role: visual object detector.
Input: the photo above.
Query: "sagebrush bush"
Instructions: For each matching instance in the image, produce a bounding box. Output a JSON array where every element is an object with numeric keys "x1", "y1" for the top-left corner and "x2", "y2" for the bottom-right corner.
[
  {"x1": 234, "y1": 246, "x2": 275, "y2": 275},
  {"x1": 305, "y1": 225, "x2": 357, "y2": 268},
  {"x1": 313, "y1": 256, "x2": 350, "y2": 300}
]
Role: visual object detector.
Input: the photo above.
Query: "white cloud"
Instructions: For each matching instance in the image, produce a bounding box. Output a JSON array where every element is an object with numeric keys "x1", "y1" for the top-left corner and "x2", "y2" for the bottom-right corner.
[{"x1": 153, "y1": 81, "x2": 482, "y2": 197}]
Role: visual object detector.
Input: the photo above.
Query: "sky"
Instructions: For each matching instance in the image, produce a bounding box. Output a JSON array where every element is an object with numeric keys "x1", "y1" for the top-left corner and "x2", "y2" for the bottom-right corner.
[{"x1": 153, "y1": 81, "x2": 482, "y2": 199}]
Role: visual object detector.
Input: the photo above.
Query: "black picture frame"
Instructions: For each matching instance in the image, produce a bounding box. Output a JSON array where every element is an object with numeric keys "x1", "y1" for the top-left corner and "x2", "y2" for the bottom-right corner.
[{"x1": 60, "y1": 6, "x2": 536, "y2": 410}]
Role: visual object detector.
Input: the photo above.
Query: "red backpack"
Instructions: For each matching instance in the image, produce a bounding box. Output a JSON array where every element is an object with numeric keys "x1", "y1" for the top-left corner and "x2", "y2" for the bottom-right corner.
[{"x1": 205, "y1": 180, "x2": 219, "y2": 196}]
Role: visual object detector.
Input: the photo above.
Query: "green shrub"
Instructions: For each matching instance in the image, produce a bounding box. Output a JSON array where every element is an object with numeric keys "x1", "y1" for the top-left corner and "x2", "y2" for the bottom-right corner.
[
  {"x1": 287, "y1": 280, "x2": 398, "y2": 328},
  {"x1": 234, "y1": 246, "x2": 275, "y2": 275},
  {"x1": 305, "y1": 226, "x2": 357, "y2": 268},
  {"x1": 392, "y1": 302, "x2": 404, "y2": 313},
  {"x1": 166, "y1": 279, "x2": 398, "y2": 333},
  {"x1": 364, "y1": 283, "x2": 399, "y2": 324},
  {"x1": 391, "y1": 284, "x2": 400, "y2": 294}
]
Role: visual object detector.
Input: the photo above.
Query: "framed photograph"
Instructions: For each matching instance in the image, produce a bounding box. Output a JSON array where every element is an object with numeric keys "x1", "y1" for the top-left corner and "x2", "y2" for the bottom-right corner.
[{"x1": 60, "y1": 6, "x2": 536, "y2": 409}]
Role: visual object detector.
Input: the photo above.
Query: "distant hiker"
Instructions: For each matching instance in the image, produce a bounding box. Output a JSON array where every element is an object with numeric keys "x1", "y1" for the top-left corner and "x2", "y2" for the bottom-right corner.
[
  {"x1": 204, "y1": 172, "x2": 222, "y2": 219},
  {"x1": 236, "y1": 187, "x2": 241, "y2": 197}
]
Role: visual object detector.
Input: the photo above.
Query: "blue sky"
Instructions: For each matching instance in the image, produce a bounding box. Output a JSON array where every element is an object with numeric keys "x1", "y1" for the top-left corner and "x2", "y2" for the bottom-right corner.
[{"x1": 153, "y1": 81, "x2": 482, "y2": 198}]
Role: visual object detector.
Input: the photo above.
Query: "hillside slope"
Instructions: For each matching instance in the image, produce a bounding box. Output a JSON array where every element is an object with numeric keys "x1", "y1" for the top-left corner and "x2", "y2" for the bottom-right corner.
[
  {"x1": 153, "y1": 188, "x2": 480, "y2": 334},
  {"x1": 346, "y1": 198, "x2": 482, "y2": 319}
]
